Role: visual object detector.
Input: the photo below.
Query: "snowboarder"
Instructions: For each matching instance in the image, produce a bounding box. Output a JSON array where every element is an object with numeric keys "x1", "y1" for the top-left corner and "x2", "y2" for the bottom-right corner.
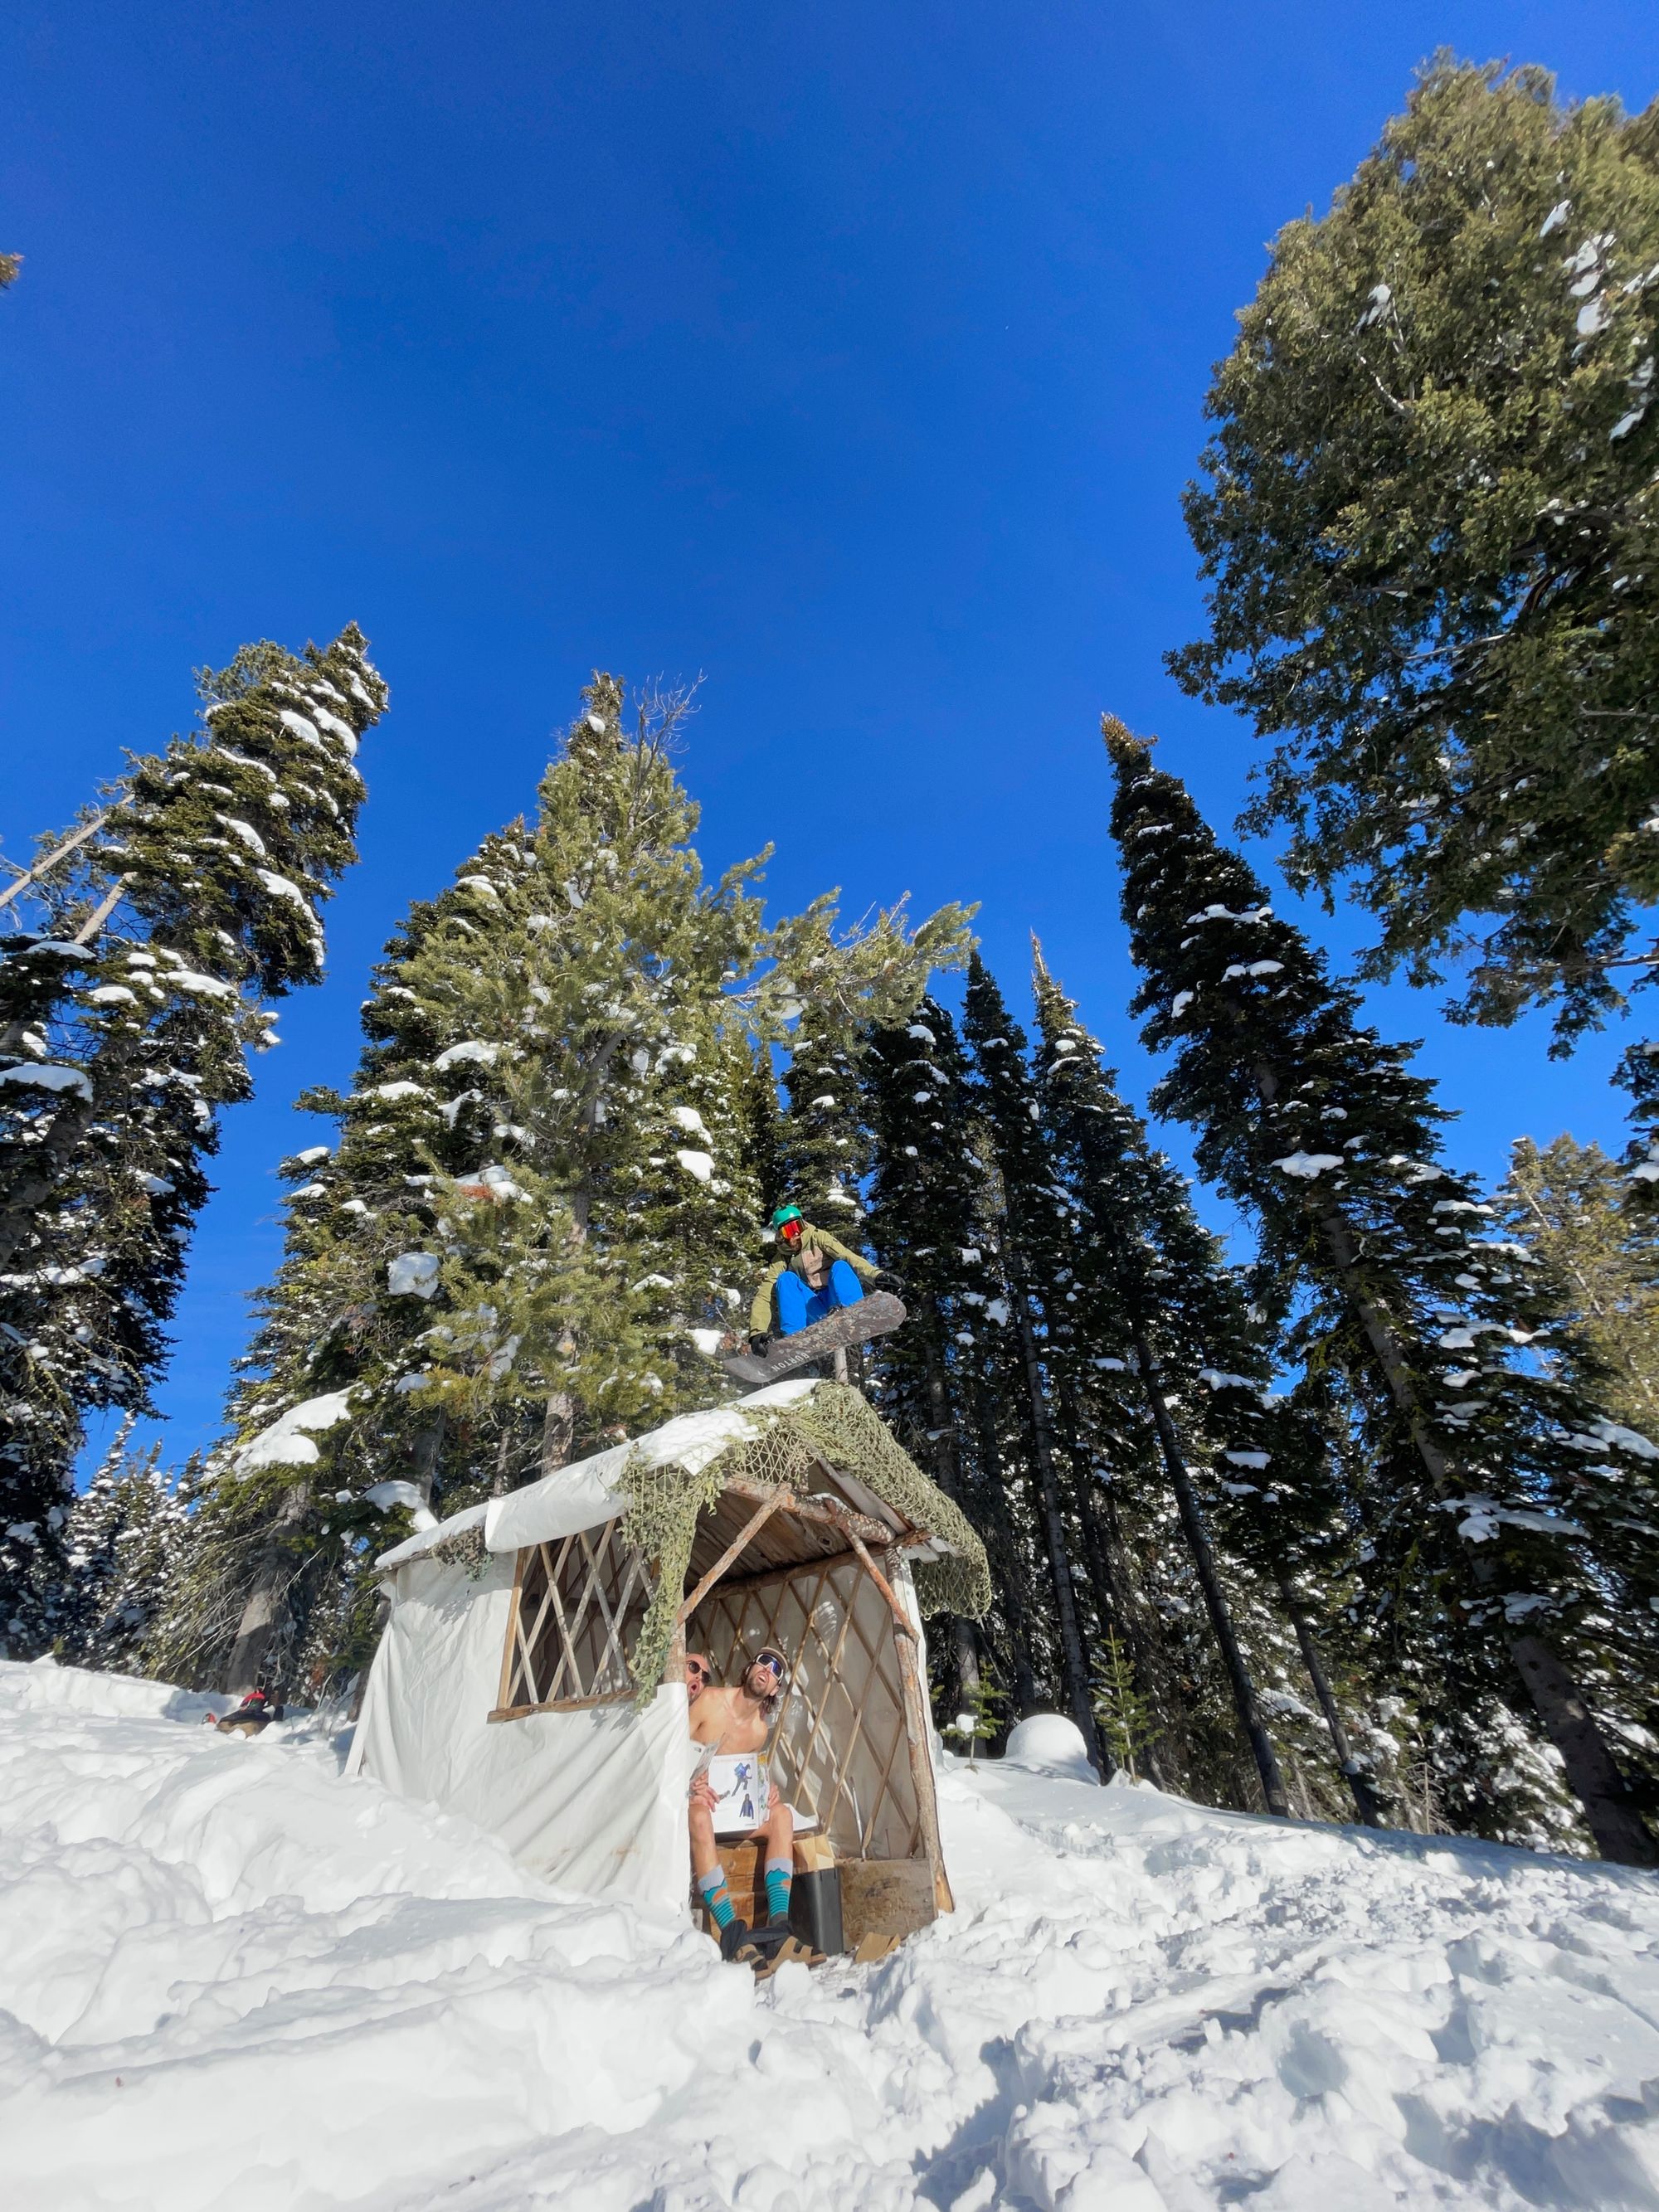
[
  {"x1": 211, "y1": 1687, "x2": 283, "y2": 1736},
  {"x1": 747, "y1": 1205, "x2": 888, "y2": 1353}
]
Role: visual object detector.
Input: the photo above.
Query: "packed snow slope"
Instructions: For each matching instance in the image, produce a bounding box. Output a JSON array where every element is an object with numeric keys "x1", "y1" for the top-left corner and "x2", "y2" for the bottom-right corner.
[{"x1": 3, "y1": 1667, "x2": 1659, "y2": 2212}]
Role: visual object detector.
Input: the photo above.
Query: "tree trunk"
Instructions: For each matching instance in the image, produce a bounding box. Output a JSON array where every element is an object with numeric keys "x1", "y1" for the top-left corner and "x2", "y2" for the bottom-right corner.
[
  {"x1": 922, "y1": 1333, "x2": 981, "y2": 1714},
  {"x1": 969, "y1": 1369, "x2": 1039, "y2": 1713},
  {"x1": 1278, "y1": 1578, "x2": 1384, "y2": 1826},
  {"x1": 411, "y1": 1413, "x2": 446, "y2": 1509},
  {"x1": 225, "y1": 1481, "x2": 309, "y2": 1694},
  {"x1": 1252, "y1": 1056, "x2": 1658, "y2": 1866},
  {"x1": 1009, "y1": 1274, "x2": 1102, "y2": 1770},
  {"x1": 1073, "y1": 1478, "x2": 1175, "y2": 1788},
  {"x1": 541, "y1": 1389, "x2": 574, "y2": 1475},
  {"x1": 1132, "y1": 1327, "x2": 1289, "y2": 1816},
  {"x1": 490, "y1": 1421, "x2": 516, "y2": 1499},
  {"x1": 0, "y1": 1091, "x2": 95, "y2": 1272}
]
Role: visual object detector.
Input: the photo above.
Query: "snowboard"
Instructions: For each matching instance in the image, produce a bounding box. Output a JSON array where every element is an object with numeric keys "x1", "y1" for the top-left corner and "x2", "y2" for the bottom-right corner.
[{"x1": 722, "y1": 1291, "x2": 907, "y2": 1388}]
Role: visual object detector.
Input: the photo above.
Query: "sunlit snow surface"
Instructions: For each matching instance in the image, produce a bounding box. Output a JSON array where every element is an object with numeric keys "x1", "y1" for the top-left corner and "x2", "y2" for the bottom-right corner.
[{"x1": 3, "y1": 1662, "x2": 1659, "y2": 2210}]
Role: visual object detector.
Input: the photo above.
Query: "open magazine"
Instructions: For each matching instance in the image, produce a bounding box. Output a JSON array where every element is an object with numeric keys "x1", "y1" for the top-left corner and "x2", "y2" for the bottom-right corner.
[{"x1": 695, "y1": 1746, "x2": 770, "y2": 1835}]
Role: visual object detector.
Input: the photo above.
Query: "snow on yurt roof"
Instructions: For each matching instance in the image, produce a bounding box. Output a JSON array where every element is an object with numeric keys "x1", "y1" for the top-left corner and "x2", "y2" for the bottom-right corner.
[{"x1": 375, "y1": 1377, "x2": 991, "y2": 1629}]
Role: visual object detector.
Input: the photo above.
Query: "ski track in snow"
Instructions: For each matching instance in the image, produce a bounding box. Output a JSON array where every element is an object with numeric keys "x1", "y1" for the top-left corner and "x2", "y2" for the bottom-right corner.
[{"x1": 3, "y1": 1666, "x2": 1659, "y2": 2210}]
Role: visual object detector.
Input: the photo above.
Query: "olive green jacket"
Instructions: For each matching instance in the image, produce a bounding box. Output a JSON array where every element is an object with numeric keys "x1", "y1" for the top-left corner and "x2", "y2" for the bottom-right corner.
[{"x1": 749, "y1": 1223, "x2": 879, "y2": 1333}]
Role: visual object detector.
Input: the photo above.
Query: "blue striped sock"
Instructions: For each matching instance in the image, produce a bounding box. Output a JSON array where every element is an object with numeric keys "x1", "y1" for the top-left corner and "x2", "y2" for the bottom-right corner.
[
  {"x1": 698, "y1": 1867, "x2": 736, "y2": 1931},
  {"x1": 764, "y1": 1857, "x2": 792, "y2": 1923}
]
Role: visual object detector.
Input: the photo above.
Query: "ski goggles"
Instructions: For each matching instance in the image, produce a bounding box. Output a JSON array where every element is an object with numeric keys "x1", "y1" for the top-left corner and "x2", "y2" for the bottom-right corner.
[{"x1": 753, "y1": 1650, "x2": 788, "y2": 1680}]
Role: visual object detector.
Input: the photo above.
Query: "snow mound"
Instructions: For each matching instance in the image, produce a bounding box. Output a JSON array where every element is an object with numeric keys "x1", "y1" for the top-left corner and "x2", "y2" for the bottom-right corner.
[
  {"x1": 5, "y1": 1661, "x2": 1659, "y2": 2210},
  {"x1": 1002, "y1": 1710, "x2": 1099, "y2": 1782}
]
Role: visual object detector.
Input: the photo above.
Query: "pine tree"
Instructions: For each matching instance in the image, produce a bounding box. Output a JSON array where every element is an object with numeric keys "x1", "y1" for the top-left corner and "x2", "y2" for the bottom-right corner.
[
  {"x1": 942, "y1": 1665, "x2": 1010, "y2": 1766},
  {"x1": 1171, "y1": 59, "x2": 1659, "y2": 1045},
  {"x1": 961, "y1": 955, "x2": 1103, "y2": 1764},
  {"x1": 1030, "y1": 948, "x2": 1299, "y2": 1817},
  {"x1": 781, "y1": 1005, "x2": 870, "y2": 1227},
  {"x1": 1500, "y1": 1135, "x2": 1659, "y2": 1432},
  {"x1": 0, "y1": 627, "x2": 387, "y2": 1655},
  {"x1": 736, "y1": 1039, "x2": 787, "y2": 1222},
  {"x1": 863, "y1": 994, "x2": 1040, "y2": 1711},
  {"x1": 171, "y1": 675, "x2": 971, "y2": 1694},
  {"x1": 1104, "y1": 713, "x2": 1658, "y2": 1864},
  {"x1": 1092, "y1": 1633, "x2": 1160, "y2": 1779},
  {"x1": 53, "y1": 1415, "x2": 139, "y2": 1661},
  {"x1": 57, "y1": 1426, "x2": 187, "y2": 1673}
]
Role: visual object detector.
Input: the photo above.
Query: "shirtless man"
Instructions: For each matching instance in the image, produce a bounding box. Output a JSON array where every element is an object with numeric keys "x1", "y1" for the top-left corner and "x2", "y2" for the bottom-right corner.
[{"x1": 687, "y1": 1648, "x2": 795, "y2": 1954}]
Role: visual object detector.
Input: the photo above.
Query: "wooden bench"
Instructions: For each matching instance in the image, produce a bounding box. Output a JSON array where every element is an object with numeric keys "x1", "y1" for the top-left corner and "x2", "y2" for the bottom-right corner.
[{"x1": 702, "y1": 1831, "x2": 930, "y2": 1954}]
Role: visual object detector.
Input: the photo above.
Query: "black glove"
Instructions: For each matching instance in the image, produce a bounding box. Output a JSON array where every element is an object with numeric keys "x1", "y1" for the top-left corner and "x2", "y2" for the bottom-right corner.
[
  {"x1": 873, "y1": 1271, "x2": 902, "y2": 1296},
  {"x1": 749, "y1": 1331, "x2": 771, "y2": 1356}
]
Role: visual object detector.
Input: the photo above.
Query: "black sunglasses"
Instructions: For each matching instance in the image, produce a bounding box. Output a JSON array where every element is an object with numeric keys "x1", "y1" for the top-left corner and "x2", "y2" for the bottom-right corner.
[{"x1": 684, "y1": 1659, "x2": 711, "y2": 1679}]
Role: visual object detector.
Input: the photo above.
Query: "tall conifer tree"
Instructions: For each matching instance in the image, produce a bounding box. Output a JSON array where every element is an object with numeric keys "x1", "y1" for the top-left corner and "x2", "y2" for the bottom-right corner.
[
  {"x1": 0, "y1": 627, "x2": 386, "y2": 1654},
  {"x1": 961, "y1": 954, "x2": 1102, "y2": 1762},
  {"x1": 1171, "y1": 61, "x2": 1659, "y2": 1047},
  {"x1": 1031, "y1": 950, "x2": 1392, "y2": 1821},
  {"x1": 863, "y1": 995, "x2": 1040, "y2": 1709},
  {"x1": 175, "y1": 677, "x2": 969, "y2": 1693},
  {"x1": 1104, "y1": 714, "x2": 1657, "y2": 1864},
  {"x1": 780, "y1": 1008, "x2": 870, "y2": 1226}
]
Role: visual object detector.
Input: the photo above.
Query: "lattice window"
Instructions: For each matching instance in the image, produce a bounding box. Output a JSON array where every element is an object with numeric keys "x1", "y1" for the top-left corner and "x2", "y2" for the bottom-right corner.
[{"x1": 494, "y1": 1519, "x2": 653, "y2": 1716}]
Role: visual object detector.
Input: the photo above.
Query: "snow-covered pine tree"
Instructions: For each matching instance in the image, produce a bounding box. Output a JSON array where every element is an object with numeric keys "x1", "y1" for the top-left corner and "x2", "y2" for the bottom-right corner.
[
  {"x1": 52, "y1": 1414, "x2": 138, "y2": 1661},
  {"x1": 150, "y1": 815, "x2": 551, "y2": 1692},
  {"x1": 627, "y1": 1014, "x2": 769, "y2": 1406},
  {"x1": 0, "y1": 627, "x2": 387, "y2": 1656},
  {"x1": 1029, "y1": 949, "x2": 1297, "y2": 1817},
  {"x1": 178, "y1": 675, "x2": 971, "y2": 1694},
  {"x1": 780, "y1": 1004, "x2": 871, "y2": 1228},
  {"x1": 862, "y1": 994, "x2": 1041, "y2": 1714},
  {"x1": 960, "y1": 953, "x2": 1104, "y2": 1763},
  {"x1": 1035, "y1": 955, "x2": 1398, "y2": 1831},
  {"x1": 57, "y1": 1424, "x2": 187, "y2": 1673},
  {"x1": 1104, "y1": 714, "x2": 1658, "y2": 1864},
  {"x1": 736, "y1": 1038, "x2": 787, "y2": 1223}
]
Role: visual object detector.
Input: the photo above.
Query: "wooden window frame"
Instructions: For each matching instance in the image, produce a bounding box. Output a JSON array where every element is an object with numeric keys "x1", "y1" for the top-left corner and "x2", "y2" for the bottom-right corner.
[{"x1": 488, "y1": 1518, "x2": 652, "y2": 1723}]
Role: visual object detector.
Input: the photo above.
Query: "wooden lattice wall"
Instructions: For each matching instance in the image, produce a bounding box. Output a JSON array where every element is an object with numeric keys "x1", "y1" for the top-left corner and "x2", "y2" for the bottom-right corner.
[{"x1": 691, "y1": 1555, "x2": 922, "y2": 1864}]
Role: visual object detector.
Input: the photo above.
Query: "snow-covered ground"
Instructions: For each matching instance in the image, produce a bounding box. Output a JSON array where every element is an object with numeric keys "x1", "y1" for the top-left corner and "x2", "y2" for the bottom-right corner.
[{"x1": 3, "y1": 1665, "x2": 1658, "y2": 2211}]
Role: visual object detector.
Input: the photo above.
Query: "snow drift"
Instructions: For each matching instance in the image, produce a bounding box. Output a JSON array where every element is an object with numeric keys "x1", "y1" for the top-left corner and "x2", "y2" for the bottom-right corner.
[{"x1": 3, "y1": 1660, "x2": 1659, "y2": 2210}]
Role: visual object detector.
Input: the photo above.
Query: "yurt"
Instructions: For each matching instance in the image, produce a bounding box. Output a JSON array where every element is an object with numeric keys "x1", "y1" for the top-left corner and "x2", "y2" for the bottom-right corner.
[{"x1": 348, "y1": 1379, "x2": 991, "y2": 1942}]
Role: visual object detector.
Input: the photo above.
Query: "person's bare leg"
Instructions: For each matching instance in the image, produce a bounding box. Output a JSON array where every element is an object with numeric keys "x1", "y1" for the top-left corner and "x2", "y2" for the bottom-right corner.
[{"x1": 689, "y1": 1800, "x2": 720, "y2": 1884}]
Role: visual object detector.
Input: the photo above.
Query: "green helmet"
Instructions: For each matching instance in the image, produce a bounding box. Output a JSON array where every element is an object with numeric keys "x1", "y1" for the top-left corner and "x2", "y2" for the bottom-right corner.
[{"x1": 771, "y1": 1203, "x2": 804, "y2": 1229}]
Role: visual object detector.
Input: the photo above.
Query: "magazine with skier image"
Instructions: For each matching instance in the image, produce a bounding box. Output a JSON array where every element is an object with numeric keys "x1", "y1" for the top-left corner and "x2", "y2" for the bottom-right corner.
[{"x1": 697, "y1": 1748, "x2": 771, "y2": 1835}]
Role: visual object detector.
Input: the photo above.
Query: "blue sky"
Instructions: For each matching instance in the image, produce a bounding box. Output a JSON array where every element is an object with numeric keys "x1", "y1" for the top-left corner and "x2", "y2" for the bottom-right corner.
[{"x1": 5, "y1": 2, "x2": 1658, "y2": 1467}]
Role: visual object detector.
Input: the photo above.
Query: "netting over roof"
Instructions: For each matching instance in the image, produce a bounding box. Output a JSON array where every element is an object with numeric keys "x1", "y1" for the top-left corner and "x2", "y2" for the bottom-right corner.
[{"x1": 617, "y1": 1380, "x2": 992, "y2": 1698}]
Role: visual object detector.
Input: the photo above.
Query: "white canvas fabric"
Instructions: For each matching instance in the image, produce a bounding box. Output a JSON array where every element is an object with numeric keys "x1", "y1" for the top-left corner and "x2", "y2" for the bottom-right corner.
[
  {"x1": 479, "y1": 1380, "x2": 820, "y2": 1558},
  {"x1": 349, "y1": 1552, "x2": 696, "y2": 1918}
]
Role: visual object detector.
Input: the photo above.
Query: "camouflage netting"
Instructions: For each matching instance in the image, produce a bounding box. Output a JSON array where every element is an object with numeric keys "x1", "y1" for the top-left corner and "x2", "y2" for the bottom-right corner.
[
  {"x1": 617, "y1": 1381, "x2": 992, "y2": 1699},
  {"x1": 428, "y1": 1520, "x2": 492, "y2": 1579}
]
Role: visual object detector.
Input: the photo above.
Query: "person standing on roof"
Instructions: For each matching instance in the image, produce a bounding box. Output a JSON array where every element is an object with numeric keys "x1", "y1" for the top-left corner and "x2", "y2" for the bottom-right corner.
[{"x1": 747, "y1": 1203, "x2": 888, "y2": 1354}]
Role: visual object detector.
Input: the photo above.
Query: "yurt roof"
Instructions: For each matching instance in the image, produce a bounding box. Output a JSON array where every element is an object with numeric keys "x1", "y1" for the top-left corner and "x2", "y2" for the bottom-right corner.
[{"x1": 376, "y1": 1378, "x2": 991, "y2": 1629}]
